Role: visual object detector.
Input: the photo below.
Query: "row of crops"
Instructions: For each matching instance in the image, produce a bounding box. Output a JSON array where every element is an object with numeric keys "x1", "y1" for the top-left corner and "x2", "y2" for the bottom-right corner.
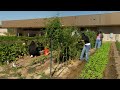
[{"x1": 80, "y1": 42, "x2": 111, "y2": 79}]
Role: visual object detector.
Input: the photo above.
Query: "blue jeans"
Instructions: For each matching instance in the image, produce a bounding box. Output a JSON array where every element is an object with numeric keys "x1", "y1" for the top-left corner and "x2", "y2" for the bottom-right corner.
[
  {"x1": 95, "y1": 39, "x2": 101, "y2": 48},
  {"x1": 80, "y1": 45, "x2": 91, "y2": 62}
]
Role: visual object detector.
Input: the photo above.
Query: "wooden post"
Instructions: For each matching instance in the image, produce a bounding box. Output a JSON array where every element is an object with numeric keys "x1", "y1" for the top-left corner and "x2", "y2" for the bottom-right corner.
[{"x1": 50, "y1": 38, "x2": 53, "y2": 78}]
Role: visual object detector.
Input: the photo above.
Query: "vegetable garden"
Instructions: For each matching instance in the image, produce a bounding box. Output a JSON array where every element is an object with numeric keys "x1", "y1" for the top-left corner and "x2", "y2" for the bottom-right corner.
[{"x1": 0, "y1": 17, "x2": 119, "y2": 79}]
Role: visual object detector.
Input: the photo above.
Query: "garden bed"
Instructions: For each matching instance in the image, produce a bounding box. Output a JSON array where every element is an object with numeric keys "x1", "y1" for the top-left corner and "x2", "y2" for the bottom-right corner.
[
  {"x1": 79, "y1": 42, "x2": 111, "y2": 79},
  {"x1": 1, "y1": 42, "x2": 119, "y2": 79},
  {"x1": 103, "y1": 42, "x2": 118, "y2": 79}
]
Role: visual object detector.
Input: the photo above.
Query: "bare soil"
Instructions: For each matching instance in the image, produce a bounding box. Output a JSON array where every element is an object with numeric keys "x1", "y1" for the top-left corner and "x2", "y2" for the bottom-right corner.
[
  {"x1": 65, "y1": 60, "x2": 86, "y2": 79},
  {"x1": 51, "y1": 48, "x2": 96, "y2": 79},
  {"x1": 103, "y1": 42, "x2": 118, "y2": 79},
  {"x1": 50, "y1": 60, "x2": 86, "y2": 79}
]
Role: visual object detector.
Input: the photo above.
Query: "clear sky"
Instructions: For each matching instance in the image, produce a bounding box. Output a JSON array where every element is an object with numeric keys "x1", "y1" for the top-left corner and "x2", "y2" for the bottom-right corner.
[{"x1": 0, "y1": 11, "x2": 120, "y2": 21}]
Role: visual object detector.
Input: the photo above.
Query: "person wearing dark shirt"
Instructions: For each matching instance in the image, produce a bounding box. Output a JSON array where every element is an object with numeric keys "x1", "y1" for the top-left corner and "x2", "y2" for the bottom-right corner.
[
  {"x1": 80, "y1": 33, "x2": 91, "y2": 62},
  {"x1": 29, "y1": 41, "x2": 37, "y2": 57},
  {"x1": 100, "y1": 31, "x2": 103, "y2": 46}
]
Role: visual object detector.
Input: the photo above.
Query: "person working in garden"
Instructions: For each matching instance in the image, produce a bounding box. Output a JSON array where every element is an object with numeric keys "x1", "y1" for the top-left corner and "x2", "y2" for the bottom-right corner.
[
  {"x1": 95, "y1": 31, "x2": 101, "y2": 49},
  {"x1": 29, "y1": 41, "x2": 37, "y2": 58},
  {"x1": 44, "y1": 47, "x2": 49, "y2": 56},
  {"x1": 80, "y1": 33, "x2": 91, "y2": 62}
]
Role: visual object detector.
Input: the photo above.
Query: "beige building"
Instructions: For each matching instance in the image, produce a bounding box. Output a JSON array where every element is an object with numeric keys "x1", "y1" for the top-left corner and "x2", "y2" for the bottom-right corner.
[
  {"x1": 0, "y1": 28, "x2": 7, "y2": 36},
  {"x1": 1, "y1": 12, "x2": 120, "y2": 41}
]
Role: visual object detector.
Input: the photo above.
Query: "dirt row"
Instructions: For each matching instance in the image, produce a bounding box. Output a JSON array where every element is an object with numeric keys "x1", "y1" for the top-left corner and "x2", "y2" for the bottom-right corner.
[
  {"x1": 104, "y1": 42, "x2": 118, "y2": 79},
  {"x1": 112, "y1": 42, "x2": 120, "y2": 79}
]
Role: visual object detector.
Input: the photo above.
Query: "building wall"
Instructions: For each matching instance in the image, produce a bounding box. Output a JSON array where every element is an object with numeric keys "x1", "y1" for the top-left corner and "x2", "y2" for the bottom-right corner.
[
  {"x1": 99, "y1": 26, "x2": 120, "y2": 41},
  {"x1": 3, "y1": 12, "x2": 120, "y2": 28},
  {"x1": 60, "y1": 16, "x2": 76, "y2": 26},
  {"x1": 100, "y1": 13, "x2": 111, "y2": 25},
  {"x1": 76, "y1": 15, "x2": 100, "y2": 26},
  {"x1": 0, "y1": 28, "x2": 7, "y2": 36},
  {"x1": 110, "y1": 12, "x2": 120, "y2": 25},
  {"x1": 15, "y1": 26, "x2": 120, "y2": 42}
]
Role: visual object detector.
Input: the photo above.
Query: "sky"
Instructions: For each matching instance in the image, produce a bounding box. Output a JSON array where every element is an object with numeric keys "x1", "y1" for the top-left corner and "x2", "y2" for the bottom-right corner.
[{"x1": 0, "y1": 11, "x2": 120, "y2": 21}]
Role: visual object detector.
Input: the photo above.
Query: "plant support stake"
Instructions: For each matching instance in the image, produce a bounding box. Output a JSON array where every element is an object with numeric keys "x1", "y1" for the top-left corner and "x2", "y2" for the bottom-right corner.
[{"x1": 50, "y1": 38, "x2": 52, "y2": 78}]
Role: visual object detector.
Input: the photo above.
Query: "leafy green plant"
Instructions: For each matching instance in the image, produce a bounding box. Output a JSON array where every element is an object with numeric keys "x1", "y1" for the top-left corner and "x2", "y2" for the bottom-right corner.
[
  {"x1": 80, "y1": 42, "x2": 111, "y2": 79},
  {"x1": 0, "y1": 36, "x2": 30, "y2": 64},
  {"x1": 44, "y1": 17, "x2": 83, "y2": 62}
]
